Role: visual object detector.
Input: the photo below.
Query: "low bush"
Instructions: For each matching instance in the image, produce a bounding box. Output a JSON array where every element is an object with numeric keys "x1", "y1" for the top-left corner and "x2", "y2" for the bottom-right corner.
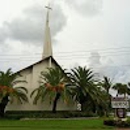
[
  {"x1": 104, "y1": 119, "x2": 115, "y2": 126},
  {"x1": 104, "y1": 119, "x2": 130, "y2": 128},
  {"x1": 4, "y1": 111, "x2": 97, "y2": 119}
]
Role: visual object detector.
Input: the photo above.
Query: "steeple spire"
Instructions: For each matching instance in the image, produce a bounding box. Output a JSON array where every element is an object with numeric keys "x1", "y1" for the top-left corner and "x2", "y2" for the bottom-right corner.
[{"x1": 42, "y1": 4, "x2": 53, "y2": 59}]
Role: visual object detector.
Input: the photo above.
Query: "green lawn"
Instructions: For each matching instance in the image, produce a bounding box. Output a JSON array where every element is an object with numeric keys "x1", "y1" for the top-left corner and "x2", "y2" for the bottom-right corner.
[{"x1": 0, "y1": 118, "x2": 115, "y2": 130}]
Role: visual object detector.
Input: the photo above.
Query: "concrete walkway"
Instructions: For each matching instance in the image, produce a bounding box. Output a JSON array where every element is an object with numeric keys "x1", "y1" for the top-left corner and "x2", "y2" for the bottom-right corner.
[{"x1": 20, "y1": 117, "x2": 99, "y2": 120}]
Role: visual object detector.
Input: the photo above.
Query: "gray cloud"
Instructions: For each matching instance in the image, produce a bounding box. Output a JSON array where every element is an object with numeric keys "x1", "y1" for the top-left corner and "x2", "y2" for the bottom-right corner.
[
  {"x1": 89, "y1": 52, "x2": 101, "y2": 66},
  {"x1": 88, "y1": 52, "x2": 130, "y2": 83},
  {"x1": 65, "y1": 0, "x2": 103, "y2": 16},
  {"x1": 0, "y1": 3, "x2": 67, "y2": 45}
]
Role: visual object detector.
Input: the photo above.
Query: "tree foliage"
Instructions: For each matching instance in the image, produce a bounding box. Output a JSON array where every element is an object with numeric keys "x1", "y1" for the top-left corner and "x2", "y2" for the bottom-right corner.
[
  {"x1": 67, "y1": 66, "x2": 108, "y2": 115},
  {"x1": 31, "y1": 67, "x2": 72, "y2": 113},
  {"x1": 0, "y1": 68, "x2": 28, "y2": 117},
  {"x1": 112, "y1": 83, "x2": 130, "y2": 97}
]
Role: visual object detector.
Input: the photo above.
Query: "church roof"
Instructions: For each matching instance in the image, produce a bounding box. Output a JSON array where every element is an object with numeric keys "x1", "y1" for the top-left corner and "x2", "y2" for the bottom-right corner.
[{"x1": 15, "y1": 56, "x2": 62, "y2": 74}]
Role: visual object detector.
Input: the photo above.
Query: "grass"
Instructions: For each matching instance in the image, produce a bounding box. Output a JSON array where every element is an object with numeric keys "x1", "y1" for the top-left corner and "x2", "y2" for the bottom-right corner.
[{"x1": 0, "y1": 118, "x2": 115, "y2": 130}]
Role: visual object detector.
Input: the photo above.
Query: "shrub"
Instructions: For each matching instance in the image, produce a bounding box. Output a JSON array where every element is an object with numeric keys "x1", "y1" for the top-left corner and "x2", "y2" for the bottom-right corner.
[
  {"x1": 104, "y1": 119, "x2": 115, "y2": 126},
  {"x1": 104, "y1": 119, "x2": 130, "y2": 128},
  {"x1": 5, "y1": 111, "x2": 97, "y2": 119}
]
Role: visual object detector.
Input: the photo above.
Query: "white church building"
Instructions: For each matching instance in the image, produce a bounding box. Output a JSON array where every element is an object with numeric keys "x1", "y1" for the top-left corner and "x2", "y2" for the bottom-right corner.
[{"x1": 7, "y1": 5, "x2": 76, "y2": 111}]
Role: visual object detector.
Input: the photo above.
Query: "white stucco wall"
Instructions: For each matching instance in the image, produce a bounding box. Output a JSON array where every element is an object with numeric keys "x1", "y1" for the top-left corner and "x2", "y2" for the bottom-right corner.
[{"x1": 6, "y1": 58, "x2": 76, "y2": 111}]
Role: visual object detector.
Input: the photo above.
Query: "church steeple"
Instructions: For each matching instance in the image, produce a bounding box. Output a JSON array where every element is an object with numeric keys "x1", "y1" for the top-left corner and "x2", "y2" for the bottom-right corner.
[{"x1": 42, "y1": 4, "x2": 53, "y2": 59}]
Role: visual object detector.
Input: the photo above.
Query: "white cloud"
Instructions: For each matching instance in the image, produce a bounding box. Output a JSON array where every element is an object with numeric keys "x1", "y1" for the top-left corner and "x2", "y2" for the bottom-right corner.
[
  {"x1": 0, "y1": 3, "x2": 67, "y2": 45},
  {"x1": 88, "y1": 52, "x2": 101, "y2": 67},
  {"x1": 65, "y1": 0, "x2": 103, "y2": 16},
  {"x1": 88, "y1": 52, "x2": 130, "y2": 83},
  {"x1": 0, "y1": 0, "x2": 130, "y2": 84}
]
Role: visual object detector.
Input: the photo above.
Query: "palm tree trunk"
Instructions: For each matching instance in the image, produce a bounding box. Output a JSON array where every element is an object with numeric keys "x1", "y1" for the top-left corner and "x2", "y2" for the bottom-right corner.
[
  {"x1": 52, "y1": 93, "x2": 61, "y2": 113},
  {"x1": 106, "y1": 88, "x2": 109, "y2": 95},
  {"x1": 81, "y1": 102, "x2": 86, "y2": 112},
  {"x1": 0, "y1": 96, "x2": 9, "y2": 117}
]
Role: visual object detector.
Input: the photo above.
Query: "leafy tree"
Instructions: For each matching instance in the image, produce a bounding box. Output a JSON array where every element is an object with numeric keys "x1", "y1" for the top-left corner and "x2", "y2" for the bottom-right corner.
[
  {"x1": 99, "y1": 76, "x2": 112, "y2": 94},
  {"x1": 98, "y1": 76, "x2": 112, "y2": 114},
  {"x1": 67, "y1": 66, "x2": 98, "y2": 111},
  {"x1": 31, "y1": 67, "x2": 72, "y2": 113},
  {"x1": 127, "y1": 82, "x2": 130, "y2": 95},
  {"x1": 67, "y1": 66, "x2": 109, "y2": 116},
  {"x1": 112, "y1": 83, "x2": 128, "y2": 97},
  {"x1": 83, "y1": 83, "x2": 109, "y2": 116},
  {"x1": 92, "y1": 86, "x2": 109, "y2": 116},
  {"x1": 0, "y1": 68, "x2": 28, "y2": 117}
]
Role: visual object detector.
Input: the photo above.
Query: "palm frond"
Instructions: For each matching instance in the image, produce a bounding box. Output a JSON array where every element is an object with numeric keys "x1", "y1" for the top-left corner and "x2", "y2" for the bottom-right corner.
[{"x1": 0, "y1": 68, "x2": 28, "y2": 104}]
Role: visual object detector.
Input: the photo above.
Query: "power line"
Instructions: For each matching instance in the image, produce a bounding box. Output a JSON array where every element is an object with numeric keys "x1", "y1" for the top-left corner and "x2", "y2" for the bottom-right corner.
[
  {"x1": 1, "y1": 59, "x2": 130, "y2": 69},
  {"x1": 0, "y1": 46, "x2": 130, "y2": 57},
  {"x1": 54, "y1": 46, "x2": 130, "y2": 54},
  {"x1": 0, "y1": 50, "x2": 129, "y2": 60}
]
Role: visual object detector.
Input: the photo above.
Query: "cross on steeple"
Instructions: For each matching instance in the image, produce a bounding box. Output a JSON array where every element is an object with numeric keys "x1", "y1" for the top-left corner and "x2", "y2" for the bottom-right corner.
[
  {"x1": 45, "y1": 4, "x2": 52, "y2": 26},
  {"x1": 42, "y1": 4, "x2": 53, "y2": 59},
  {"x1": 45, "y1": 5, "x2": 52, "y2": 10}
]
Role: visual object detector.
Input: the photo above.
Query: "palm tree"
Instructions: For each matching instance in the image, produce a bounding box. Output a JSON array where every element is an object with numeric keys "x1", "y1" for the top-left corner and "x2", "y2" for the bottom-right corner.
[
  {"x1": 99, "y1": 76, "x2": 112, "y2": 94},
  {"x1": 127, "y1": 82, "x2": 130, "y2": 95},
  {"x1": 0, "y1": 68, "x2": 28, "y2": 117},
  {"x1": 67, "y1": 66, "x2": 98, "y2": 111},
  {"x1": 91, "y1": 86, "x2": 109, "y2": 116},
  {"x1": 98, "y1": 76, "x2": 112, "y2": 113},
  {"x1": 31, "y1": 67, "x2": 72, "y2": 113},
  {"x1": 112, "y1": 83, "x2": 128, "y2": 97}
]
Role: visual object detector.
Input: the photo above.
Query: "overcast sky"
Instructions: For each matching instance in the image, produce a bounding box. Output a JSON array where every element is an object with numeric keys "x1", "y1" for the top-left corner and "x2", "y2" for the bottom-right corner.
[{"x1": 0, "y1": 0, "x2": 130, "y2": 87}]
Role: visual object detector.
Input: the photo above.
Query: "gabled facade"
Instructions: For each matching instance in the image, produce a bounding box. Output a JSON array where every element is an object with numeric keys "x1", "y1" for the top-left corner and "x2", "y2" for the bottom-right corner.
[{"x1": 7, "y1": 56, "x2": 76, "y2": 111}]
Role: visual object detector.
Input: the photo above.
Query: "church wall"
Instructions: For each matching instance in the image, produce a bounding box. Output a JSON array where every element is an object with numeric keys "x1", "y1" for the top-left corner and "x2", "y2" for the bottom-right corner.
[{"x1": 6, "y1": 59, "x2": 77, "y2": 111}]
